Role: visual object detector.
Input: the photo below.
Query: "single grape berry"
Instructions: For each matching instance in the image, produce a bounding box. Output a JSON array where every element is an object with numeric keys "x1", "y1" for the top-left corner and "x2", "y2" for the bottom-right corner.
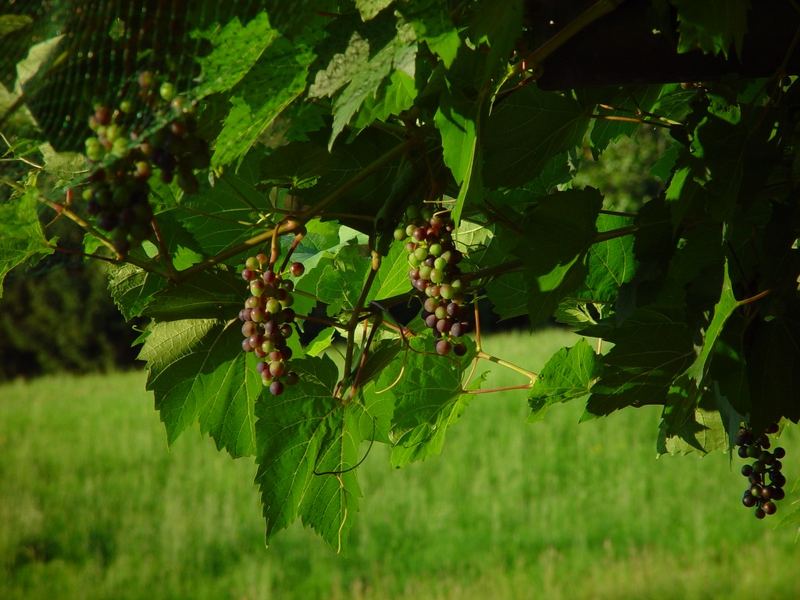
[
  {"x1": 436, "y1": 339, "x2": 451, "y2": 355},
  {"x1": 270, "y1": 381, "x2": 284, "y2": 396},
  {"x1": 290, "y1": 262, "x2": 305, "y2": 277}
]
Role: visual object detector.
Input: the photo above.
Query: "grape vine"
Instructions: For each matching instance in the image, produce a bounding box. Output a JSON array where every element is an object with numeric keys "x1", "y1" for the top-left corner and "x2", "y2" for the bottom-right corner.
[{"x1": 2, "y1": 0, "x2": 800, "y2": 551}]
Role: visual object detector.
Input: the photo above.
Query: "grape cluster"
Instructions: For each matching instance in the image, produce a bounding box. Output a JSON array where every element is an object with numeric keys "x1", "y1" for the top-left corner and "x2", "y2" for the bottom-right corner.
[
  {"x1": 394, "y1": 206, "x2": 471, "y2": 356},
  {"x1": 736, "y1": 423, "x2": 787, "y2": 519},
  {"x1": 82, "y1": 72, "x2": 209, "y2": 254},
  {"x1": 239, "y1": 254, "x2": 306, "y2": 396}
]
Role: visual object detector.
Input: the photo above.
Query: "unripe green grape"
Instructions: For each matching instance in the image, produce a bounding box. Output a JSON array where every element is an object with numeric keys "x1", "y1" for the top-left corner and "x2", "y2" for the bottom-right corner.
[
  {"x1": 393, "y1": 228, "x2": 406, "y2": 241},
  {"x1": 405, "y1": 205, "x2": 420, "y2": 221},
  {"x1": 434, "y1": 257, "x2": 447, "y2": 271},
  {"x1": 266, "y1": 298, "x2": 281, "y2": 314},
  {"x1": 111, "y1": 138, "x2": 128, "y2": 157},
  {"x1": 250, "y1": 280, "x2": 265, "y2": 297},
  {"x1": 246, "y1": 256, "x2": 259, "y2": 270},
  {"x1": 414, "y1": 247, "x2": 428, "y2": 262},
  {"x1": 408, "y1": 254, "x2": 421, "y2": 268},
  {"x1": 418, "y1": 264, "x2": 432, "y2": 280},
  {"x1": 160, "y1": 82, "x2": 176, "y2": 102},
  {"x1": 430, "y1": 269, "x2": 444, "y2": 284},
  {"x1": 429, "y1": 243, "x2": 442, "y2": 256},
  {"x1": 269, "y1": 361, "x2": 286, "y2": 378},
  {"x1": 405, "y1": 224, "x2": 417, "y2": 237},
  {"x1": 105, "y1": 124, "x2": 121, "y2": 142}
]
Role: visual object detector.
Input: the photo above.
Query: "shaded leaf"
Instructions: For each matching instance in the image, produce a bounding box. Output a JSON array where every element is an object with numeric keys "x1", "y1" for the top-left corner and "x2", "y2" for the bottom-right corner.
[{"x1": 138, "y1": 318, "x2": 261, "y2": 458}]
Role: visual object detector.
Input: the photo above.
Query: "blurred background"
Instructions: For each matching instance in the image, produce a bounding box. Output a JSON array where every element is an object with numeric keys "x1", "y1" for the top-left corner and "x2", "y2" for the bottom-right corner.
[{"x1": 3, "y1": 131, "x2": 799, "y2": 600}]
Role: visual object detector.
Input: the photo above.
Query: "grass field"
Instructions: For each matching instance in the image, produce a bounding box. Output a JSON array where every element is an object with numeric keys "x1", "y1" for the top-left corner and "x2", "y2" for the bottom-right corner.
[{"x1": 1, "y1": 329, "x2": 799, "y2": 600}]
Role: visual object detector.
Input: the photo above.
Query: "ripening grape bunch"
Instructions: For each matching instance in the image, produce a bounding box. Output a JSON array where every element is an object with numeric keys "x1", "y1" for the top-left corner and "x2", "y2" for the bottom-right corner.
[
  {"x1": 394, "y1": 205, "x2": 471, "y2": 356},
  {"x1": 239, "y1": 253, "x2": 305, "y2": 396},
  {"x1": 736, "y1": 423, "x2": 787, "y2": 519},
  {"x1": 81, "y1": 71, "x2": 209, "y2": 254}
]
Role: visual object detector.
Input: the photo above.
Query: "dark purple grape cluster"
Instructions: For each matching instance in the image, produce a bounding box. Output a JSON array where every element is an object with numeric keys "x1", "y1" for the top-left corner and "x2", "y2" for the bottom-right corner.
[
  {"x1": 81, "y1": 72, "x2": 209, "y2": 254},
  {"x1": 393, "y1": 205, "x2": 471, "y2": 356},
  {"x1": 239, "y1": 253, "x2": 305, "y2": 396},
  {"x1": 736, "y1": 423, "x2": 786, "y2": 519}
]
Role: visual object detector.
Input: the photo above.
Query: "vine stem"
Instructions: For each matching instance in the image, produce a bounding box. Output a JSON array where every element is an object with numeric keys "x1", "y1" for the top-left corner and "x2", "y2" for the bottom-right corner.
[
  {"x1": 476, "y1": 350, "x2": 538, "y2": 383},
  {"x1": 41, "y1": 198, "x2": 121, "y2": 259},
  {"x1": 343, "y1": 258, "x2": 380, "y2": 384},
  {"x1": 737, "y1": 289, "x2": 771, "y2": 306},
  {"x1": 591, "y1": 113, "x2": 674, "y2": 130},
  {"x1": 464, "y1": 384, "x2": 533, "y2": 395},
  {"x1": 294, "y1": 313, "x2": 348, "y2": 331},
  {"x1": 151, "y1": 217, "x2": 177, "y2": 280},
  {"x1": 47, "y1": 243, "x2": 118, "y2": 264},
  {"x1": 174, "y1": 219, "x2": 302, "y2": 282},
  {"x1": 597, "y1": 103, "x2": 683, "y2": 127}
]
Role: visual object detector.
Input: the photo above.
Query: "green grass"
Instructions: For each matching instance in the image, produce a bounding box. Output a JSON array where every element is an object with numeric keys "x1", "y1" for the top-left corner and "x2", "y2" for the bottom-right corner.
[{"x1": 1, "y1": 329, "x2": 799, "y2": 599}]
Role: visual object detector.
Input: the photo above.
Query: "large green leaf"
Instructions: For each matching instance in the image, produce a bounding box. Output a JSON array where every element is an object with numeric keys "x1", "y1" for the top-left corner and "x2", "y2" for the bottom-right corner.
[
  {"x1": 193, "y1": 12, "x2": 279, "y2": 99},
  {"x1": 213, "y1": 37, "x2": 315, "y2": 167},
  {"x1": 107, "y1": 264, "x2": 166, "y2": 321},
  {"x1": 585, "y1": 307, "x2": 695, "y2": 416},
  {"x1": 400, "y1": 0, "x2": 460, "y2": 67},
  {"x1": 483, "y1": 86, "x2": 589, "y2": 188},
  {"x1": 254, "y1": 355, "x2": 370, "y2": 550},
  {"x1": 141, "y1": 269, "x2": 243, "y2": 320},
  {"x1": 671, "y1": 0, "x2": 750, "y2": 58},
  {"x1": 529, "y1": 338, "x2": 600, "y2": 420},
  {"x1": 138, "y1": 318, "x2": 262, "y2": 458},
  {"x1": 369, "y1": 241, "x2": 412, "y2": 302},
  {"x1": 579, "y1": 213, "x2": 637, "y2": 303},
  {"x1": 0, "y1": 179, "x2": 52, "y2": 298},
  {"x1": 296, "y1": 243, "x2": 370, "y2": 315},
  {"x1": 363, "y1": 331, "x2": 476, "y2": 466}
]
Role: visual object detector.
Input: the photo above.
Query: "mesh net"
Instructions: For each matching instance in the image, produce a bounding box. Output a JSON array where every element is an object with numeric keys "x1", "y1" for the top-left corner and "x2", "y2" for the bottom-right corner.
[{"x1": 1, "y1": 0, "x2": 262, "y2": 150}]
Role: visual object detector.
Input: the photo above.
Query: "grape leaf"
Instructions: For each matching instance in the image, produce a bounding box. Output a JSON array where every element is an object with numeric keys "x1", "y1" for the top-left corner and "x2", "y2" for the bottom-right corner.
[
  {"x1": 529, "y1": 338, "x2": 600, "y2": 420},
  {"x1": 0, "y1": 14, "x2": 32, "y2": 37},
  {"x1": 399, "y1": 0, "x2": 460, "y2": 67},
  {"x1": 468, "y1": 0, "x2": 523, "y2": 75},
  {"x1": 486, "y1": 271, "x2": 528, "y2": 320},
  {"x1": 176, "y1": 163, "x2": 263, "y2": 261},
  {"x1": 369, "y1": 241, "x2": 411, "y2": 302},
  {"x1": 141, "y1": 269, "x2": 243, "y2": 320},
  {"x1": 213, "y1": 37, "x2": 315, "y2": 167},
  {"x1": 193, "y1": 12, "x2": 278, "y2": 99},
  {"x1": 329, "y1": 22, "x2": 417, "y2": 147},
  {"x1": 356, "y1": 0, "x2": 394, "y2": 21},
  {"x1": 585, "y1": 307, "x2": 695, "y2": 416},
  {"x1": 670, "y1": 0, "x2": 750, "y2": 59},
  {"x1": 579, "y1": 213, "x2": 637, "y2": 303},
  {"x1": 0, "y1": 178, "x2": 53, "y2": 299},
  {"x1": 254, "y1": 355, "x2": 369, "y2": 550},
  {"x1": 352, "y1": 69, "x2": 416, "y2": 130},
  {"x1": 483, "y1": 86, "x2": 590, "y2": 188},
  {"x1": 365, "y1": 331, "x2": 475, "y2": 465},
  {"x1": 107, "y1": 264, "x2": 167, "y2": 320},
  {"x1": 138, "y1": 318, "x2": 261, "y2": 458}
]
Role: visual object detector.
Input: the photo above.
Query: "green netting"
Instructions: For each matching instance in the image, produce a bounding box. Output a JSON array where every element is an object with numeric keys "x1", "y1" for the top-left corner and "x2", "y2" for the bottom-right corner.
[{"x1": 0, "y1": 0, "x2": 262, "y2": 151}]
